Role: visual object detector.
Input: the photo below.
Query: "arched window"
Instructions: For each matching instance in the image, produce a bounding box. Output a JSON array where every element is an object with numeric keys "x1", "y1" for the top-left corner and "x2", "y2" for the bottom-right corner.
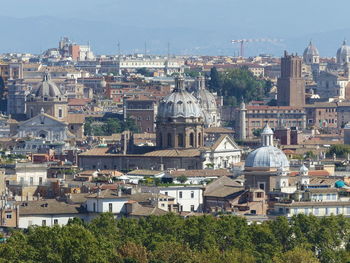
[
  {"x1": 167, "y1": 133, "x2": 172, "y2": 147},
  {"x1": 189, "y1": 133, "x2": 194, "y2": 147},
  {"x1": 178, "y1": 133, "x2": 184, "y2": 147},
  {"x1": 177, "y1": 101, "x2": 184, "y2": 114},
  {"x1": 198, "y1": 133, "x2": 201, "y2": 147}
]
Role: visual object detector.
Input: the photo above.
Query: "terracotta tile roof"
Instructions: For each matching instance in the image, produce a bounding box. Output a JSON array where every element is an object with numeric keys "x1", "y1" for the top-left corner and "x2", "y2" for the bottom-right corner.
[
  {"x1": 79, "y1": 147, "x2": 114, "y2": 156},
  {"x1": 127, "y1": 170, "x2": 164, "y2": 176},
  {"x1": 204, "y1": 127, "x2": 234, "y2": 134},
  {"x1": 68, "y1": 98, "x2": 91, "y2": 106},
  {"x1": 204, "y1": 176, "x2": 244, "y2": 197},
  {"x1": 143, "y1": 149, "x2": 200, "y2": 157},
  {"x1": 66, "y1": 114, "x2": 85, "y2": 124},
  {"x1": 169, "y1": 169, "x2": 232, "y2": 178},
  {"x1": 127, "y1": 202, "x2": 168, "y2": 216},
  {"x1": 86, "y1": 189, "x2": 127, "y2": 199},
  {"x1": 16, "y1": 199, "x2": 82, "y2": 215},
  {"x1": 289, "y1": 170, "x2": 330, "y2": 177},
  {"x1": 80, "y1": 147, "x2": 200, "y2": 158}
]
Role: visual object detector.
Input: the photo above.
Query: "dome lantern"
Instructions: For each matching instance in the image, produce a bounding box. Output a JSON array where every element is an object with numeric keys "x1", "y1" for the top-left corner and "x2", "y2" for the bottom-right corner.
[{"x1": 261, "y1": 123, "x2": 274, "y2": 147}]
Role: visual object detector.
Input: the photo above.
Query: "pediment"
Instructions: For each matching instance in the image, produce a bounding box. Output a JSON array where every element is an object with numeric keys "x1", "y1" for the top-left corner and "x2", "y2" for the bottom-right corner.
[
  {"x1": 212, "y1": 135, "x2": 240, "y2": 151},
  {"x1": 20, "y1": 114, "x2": 66, "y2": 128}
]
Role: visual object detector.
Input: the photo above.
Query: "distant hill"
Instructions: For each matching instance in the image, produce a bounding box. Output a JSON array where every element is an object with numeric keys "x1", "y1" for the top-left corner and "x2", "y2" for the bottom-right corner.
[{"x1": 0, "y1": 15, "x2": 349, "y2": 57}]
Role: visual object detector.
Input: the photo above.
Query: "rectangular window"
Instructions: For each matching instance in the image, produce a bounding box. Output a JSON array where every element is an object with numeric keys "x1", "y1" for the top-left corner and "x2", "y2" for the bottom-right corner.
[
  {"x1": 293, "y1": 208, "x2": 298, "y2": 215},
  {"x1": 30, "y1": 177, "x2": 34, "y2": 185},
  {"x1": 336, "y1": 207, "x2": 341, "y2": 215},
  {"x1": 326, "y1": 208, "x2": 330, "y2": 215},
  {"x1": 326, "y1": 194, "x2": 331, "y2": 200},
  {"x1": 54, "y1": 219, "x2": 58, "y2": 225},
  {"x1": 314, "y1": 208, "x2": 319, "y2": 215},
  {"x1": 109, "y1": 203, "x2": 113, "y2": 213},
  {"x1": 42, "y1": 220, "x2": 46, "y2": 226},
  {"x1": 191, "y1": 191, "x2": 194, "y2": 198},
  {"x1": 179, "y1": 191, "x2": 183, "y2": 199},
  {"x1": 190, "y1": 205, "x2": 195, "y2": 212},
  {"x1": 305, "y1": 208, "x2": 309, "y2": 214},
  {"x1": 347, "y1": 207, "x2": 350, "y2": 214},
  {"x1": 258, "y1": 182, "x2": 265, "y2": 191},
  {"x1": 58, "y1": 109, "x2": 63, "y2": 118},
  {"x1": 164, "y1": 191, "x2": 168, "y2": 196},
  {"x1": 93, "y1": 203, "x2": 96, "y2": 212},
  {"x1": 6, "y1": 214, "x2": 12, "y2": 219}
]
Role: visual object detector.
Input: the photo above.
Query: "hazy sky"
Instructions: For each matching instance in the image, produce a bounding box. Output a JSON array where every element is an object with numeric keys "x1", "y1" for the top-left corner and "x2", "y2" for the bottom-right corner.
[{"x1": 1, "y1": 0, "x2": 350, "y2": 56}]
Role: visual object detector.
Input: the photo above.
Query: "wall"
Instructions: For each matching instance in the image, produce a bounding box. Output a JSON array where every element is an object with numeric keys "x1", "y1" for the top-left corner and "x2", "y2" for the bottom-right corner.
[
  {"x1": 18, "y1": 214, "x2": 80, "y2": 228},
  {"x1": 159, "y1": 187, "x2": 203, "y2": 212},
  {"x1": 86, "y1": 198, "x2": 128, "y2": 214},
  {"x1": 78, "y1": 155, "x2": 203, "y2": 171}
]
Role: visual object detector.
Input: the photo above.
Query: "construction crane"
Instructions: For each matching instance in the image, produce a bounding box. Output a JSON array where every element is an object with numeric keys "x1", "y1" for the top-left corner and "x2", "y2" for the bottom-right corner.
[{"x1": 231, "y1": 38, "x2": 282, "y2": 57}]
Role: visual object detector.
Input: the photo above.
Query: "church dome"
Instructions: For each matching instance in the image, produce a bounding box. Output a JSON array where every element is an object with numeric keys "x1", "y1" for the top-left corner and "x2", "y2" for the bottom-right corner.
[
  {"x1": 303, "y1": 41, "x2": 319, "y2": 64},
  {"x1": 245, "y1": 123, "x2": 289, "y2": 170},
  {"x1": 195, "y1": 89, "x2": 217, "y2": 112},
  {"x1": 245, "y1": 146, "x2": 290, "y2": 169},
  {"x1": 34, "y1": 72, "x2": 63, "y2": 97},
  {"x1": 303, "y1": 42, "x2": 319, "y2": 57},
  {"x1": 336, "y1": 40, "x2": 350, "y2": 65},
  {"x1": 157, "y1": 76, "x2": 203, "y2": 120}
]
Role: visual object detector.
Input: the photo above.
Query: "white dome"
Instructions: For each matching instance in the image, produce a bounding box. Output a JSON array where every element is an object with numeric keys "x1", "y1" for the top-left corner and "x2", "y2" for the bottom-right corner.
[
  {"x1": 303, "y1": 41, "x2": 319, "y2": 64},
  {"x1": 303, "y1": 42, "x2": 319, "y2": 57},
  {"x1": 337, "y1": 40, "x2": 350, "y2": 65},
  {"x1": 157, "y1": 76, "x2": 203, "y2": 120},
  {"x1": 34, "y1": 72, "x2": 63, "y2": 97},
  {"x1": 245, "y1": 146, "x2": 290, "y2": 169},
  {"x1": 195, "y1": 89, "x2": 217, "y2": 112}
]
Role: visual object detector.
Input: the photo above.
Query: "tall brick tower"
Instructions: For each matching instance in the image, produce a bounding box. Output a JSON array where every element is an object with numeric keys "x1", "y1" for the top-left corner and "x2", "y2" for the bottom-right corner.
[{"x1": 277, "y1": 51, "x2": 305, "y2": 107}]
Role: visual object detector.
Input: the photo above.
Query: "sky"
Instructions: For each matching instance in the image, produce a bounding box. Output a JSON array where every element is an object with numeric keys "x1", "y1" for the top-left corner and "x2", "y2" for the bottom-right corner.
[{"x1": 0, "y1": 0, "x2": 350, "y2": 56}]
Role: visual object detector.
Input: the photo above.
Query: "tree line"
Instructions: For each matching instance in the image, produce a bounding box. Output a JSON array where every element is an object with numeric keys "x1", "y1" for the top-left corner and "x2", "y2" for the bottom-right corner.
[
  {"x1": 0, "y1": 213, "x2": 349, "y2": 263},
  {"x1": 84, "y1": 117, "x2": 139, "y2": 136},
  {"x1": 208, "y1": 67, "x2": 273, "y2": 106}
]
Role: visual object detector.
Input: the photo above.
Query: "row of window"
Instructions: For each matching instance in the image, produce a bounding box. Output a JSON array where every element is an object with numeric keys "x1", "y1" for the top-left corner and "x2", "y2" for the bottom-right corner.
[
  {"x1": 29, "y1": 219, "x2": 59, "y2": 226},
  {"x1": 159, "y1": 132, "x2": 201, "y2": 148},
  {"x1": 291, "y1": 207, "x2": 349, "y2": 215},
  {"x1": 164, "y1": 191, "x2": 195, "y2": 199},
  {"x1": 250, "y1": 110, "x2": 303, "y2": 114},
  {"x1": 311, "y1": 193, "x2": 337, "y2": 201}
]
